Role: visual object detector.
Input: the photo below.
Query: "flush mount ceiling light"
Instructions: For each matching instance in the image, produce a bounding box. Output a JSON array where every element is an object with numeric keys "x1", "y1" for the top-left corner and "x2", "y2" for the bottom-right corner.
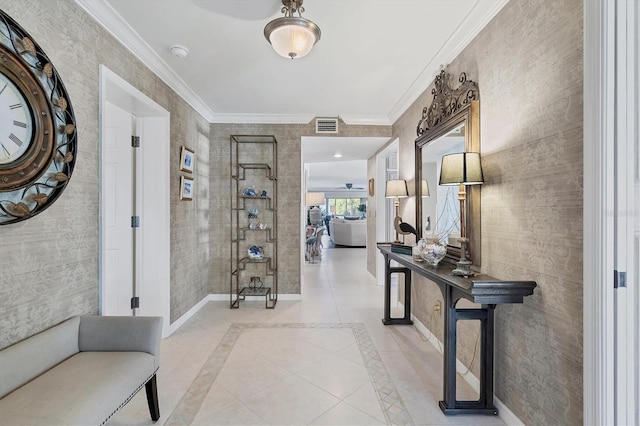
[{"x1": 264, "y1": 0, "x2": 321, "y2": 59}]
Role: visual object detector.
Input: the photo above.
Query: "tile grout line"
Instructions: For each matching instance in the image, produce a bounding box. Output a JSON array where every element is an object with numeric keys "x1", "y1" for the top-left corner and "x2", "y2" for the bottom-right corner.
[
  {"x1": 351, "y1": 323, "x2": 414, "y2": 426},
  {"x1": 164, "y1": 322, "x2": 413, "y2": 426},
  {"x1": 163, "y1": 324, "x2": 242, "y2": 425}
]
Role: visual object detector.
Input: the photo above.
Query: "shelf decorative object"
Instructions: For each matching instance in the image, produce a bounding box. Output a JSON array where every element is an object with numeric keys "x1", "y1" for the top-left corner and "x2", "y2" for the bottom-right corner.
[
  {"x1": 248, "y1": 276, "x2": 264, "y2": 290},
  {"x1": 248, "y1": 208, "x2": 260, "y2": 229},
  {"x1": 248, "y1": 245, "x2": 264, "y2": 260},
  {"x1": 230, "y1": 135, "x2": 278, "y2": 309}
]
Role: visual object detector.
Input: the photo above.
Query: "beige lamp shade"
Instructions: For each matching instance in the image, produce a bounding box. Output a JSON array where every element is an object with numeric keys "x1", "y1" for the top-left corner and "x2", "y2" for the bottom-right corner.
[
  {"x1": 421, "y1": 180, "x2": 430, "y2": 197},
  {"x1": 305, "y1": 192, "x2": 325, "y2": 206},
  {"x1": 439, "y1": 152, "x2": 484, "y2": 185},
  {"x1": 385, "y1": 180, "x2": 409, "y2": 198}
]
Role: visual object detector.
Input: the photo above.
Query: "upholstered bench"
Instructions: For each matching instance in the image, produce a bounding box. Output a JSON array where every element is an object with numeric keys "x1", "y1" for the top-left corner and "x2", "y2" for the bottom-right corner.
[{"x1": 0, "y1": 315, "x2": 162, "y2": 425}]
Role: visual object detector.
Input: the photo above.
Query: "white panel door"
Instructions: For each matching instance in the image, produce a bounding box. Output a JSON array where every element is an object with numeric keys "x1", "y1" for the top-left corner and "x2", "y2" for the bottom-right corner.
[
  {"x1": 103, "y1": 102, "x2": 134, "y2": 316},
  {"x1": 136, "y1": 116, "x2": 170, "y2": 320}
]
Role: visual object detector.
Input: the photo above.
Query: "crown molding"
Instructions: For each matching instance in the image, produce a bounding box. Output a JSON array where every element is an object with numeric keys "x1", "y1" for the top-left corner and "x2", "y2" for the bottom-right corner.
[
  {"x1": 210, "y1": 113, "x2": 391, "y2": 126},
  {"x1": 339, "y1": 115, "x2": 392, "y2": 126},
  {"x1": 210, "y1": 113, "x2": 315, "y2": 124},
  {"x1": 386, "y1": 0, "x2": 509, "y2": 124},
  {"x1": 75, "y1": 0, "x2": 215, "y2": 122},
  {"x1": 76, "y1": 0, "x2": 505, "y2": 127}
]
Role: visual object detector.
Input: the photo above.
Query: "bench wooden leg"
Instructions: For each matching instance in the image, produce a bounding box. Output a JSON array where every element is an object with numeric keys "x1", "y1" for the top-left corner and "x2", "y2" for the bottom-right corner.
[{"x1": 145, "y1": 374, "x2": 160, "y2": 421}]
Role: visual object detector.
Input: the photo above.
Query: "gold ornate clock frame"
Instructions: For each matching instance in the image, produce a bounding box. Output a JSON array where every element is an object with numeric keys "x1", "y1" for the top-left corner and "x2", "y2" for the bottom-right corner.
[{"x1": 0, "y1": 10, "x2": 77, "y2": 225}]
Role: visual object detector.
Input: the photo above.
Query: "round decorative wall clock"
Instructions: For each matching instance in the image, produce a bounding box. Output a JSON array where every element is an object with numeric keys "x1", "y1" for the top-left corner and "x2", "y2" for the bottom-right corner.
[{"x1": 0, "y1": 10, "x2": 77, "y2": 225}]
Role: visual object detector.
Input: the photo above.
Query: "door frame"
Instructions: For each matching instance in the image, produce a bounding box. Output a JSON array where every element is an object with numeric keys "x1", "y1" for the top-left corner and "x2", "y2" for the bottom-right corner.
[
  {"x1": 584, "y1": 0, "x2": 639, "y2": 423},
  {"x1": 99, "y1": 65, "x2": 171, "y2": 337},
  {"x1": 375, "y1": 138, "x2": 399, "y2": 286}
]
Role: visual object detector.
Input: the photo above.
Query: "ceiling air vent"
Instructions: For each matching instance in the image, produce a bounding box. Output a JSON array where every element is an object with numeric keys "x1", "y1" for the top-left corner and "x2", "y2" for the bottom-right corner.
[{"x1": 315, "y1": 117, "x2": 339, "y2": 134}]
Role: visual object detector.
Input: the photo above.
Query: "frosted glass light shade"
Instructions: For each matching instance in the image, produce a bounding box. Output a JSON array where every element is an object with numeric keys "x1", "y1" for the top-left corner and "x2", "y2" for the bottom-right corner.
[
  {"x1": 439, "y1": 152, "x2": 484, "y2": 186},
  {"x1": 264, "y1": 17, "x2": 321, "y2": 59}
]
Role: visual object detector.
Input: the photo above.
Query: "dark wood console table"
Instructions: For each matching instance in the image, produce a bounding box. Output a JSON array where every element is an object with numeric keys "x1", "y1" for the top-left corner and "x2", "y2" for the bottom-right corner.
[{"x1": 377, "y1": 243, "x2": 536, "y2": 416}]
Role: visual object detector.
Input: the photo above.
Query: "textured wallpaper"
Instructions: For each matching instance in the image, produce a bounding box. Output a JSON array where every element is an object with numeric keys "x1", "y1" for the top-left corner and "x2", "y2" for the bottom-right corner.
[
  {"x1": 210, "y1": 121, "x2": 391, "y2": 296},
  {"x1": 0, "y1": 0, "x2": 389, "y2": 344},
  {"x1": 385, "y1": 0, "x2": 583, "y2": 424},
  {"x1": 0, "y1": 0, "x2": 211, "y2": 344},
  {"x1": 0, "y1": 0, "x2": 583, "y2": 423}
]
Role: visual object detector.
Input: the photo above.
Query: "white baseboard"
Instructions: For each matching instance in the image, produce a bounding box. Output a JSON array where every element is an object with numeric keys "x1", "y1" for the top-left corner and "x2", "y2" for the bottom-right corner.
[
  {"x1": 208, "y1": 293, "x2": 303, "y2": 302},
  {"x1": 167, "y1": 294, "x2": 215, "y2": 336},
  {"x1": 167, "y1": 293, "x2": 304, "y2": 335},
  {"x1": 278, "y1": 294, "x2": 303, "y2": 301},
  {"x1": 493, "y1": 396, "x2": 524, "y2": 426},
  {"x1": 399, "y1": 303, "x2": 524, "y2": 426},
  {"x1": 208, "y1": 294, "x2": 229, "y2": 302}
]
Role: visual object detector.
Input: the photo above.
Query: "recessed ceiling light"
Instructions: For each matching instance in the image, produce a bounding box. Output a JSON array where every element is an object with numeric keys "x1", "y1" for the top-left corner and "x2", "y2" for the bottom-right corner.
[
  {"x1": 333, "y1": 153, "x2": 343, "y2": 158},
  {"x1": 170, "y1": 45, "x2": 189, "y2": 58}
]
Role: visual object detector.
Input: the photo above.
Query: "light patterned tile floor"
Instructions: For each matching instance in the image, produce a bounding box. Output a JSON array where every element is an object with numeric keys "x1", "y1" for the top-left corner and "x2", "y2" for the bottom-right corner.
[{"x1": 108, "y1": 244, "x2": 505, "y2": 426}]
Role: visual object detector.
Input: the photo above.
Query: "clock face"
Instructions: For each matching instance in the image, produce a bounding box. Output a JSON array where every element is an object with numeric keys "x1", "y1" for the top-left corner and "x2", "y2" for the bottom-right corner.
[
  {"x1": 0, "y1": 72, "x2": 34, "y2": 165},
  {"x1": 0, "y1": 10, "x2": 77, "y2": 224}
]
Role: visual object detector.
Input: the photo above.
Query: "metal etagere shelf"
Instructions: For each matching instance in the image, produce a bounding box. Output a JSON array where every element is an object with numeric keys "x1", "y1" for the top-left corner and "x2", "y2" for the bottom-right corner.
[{"x1": 230, "y1": 135, "x2": 278, "y2": 309}]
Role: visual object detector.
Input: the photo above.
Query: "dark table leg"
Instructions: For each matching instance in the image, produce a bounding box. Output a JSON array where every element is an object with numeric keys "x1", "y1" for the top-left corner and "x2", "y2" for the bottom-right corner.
[
  {"x1": 439, "y1": 289, "x2": 498, "y2": 415},
  {"x1": 382, "y1": 253, "x2": 413, "y2": 325}
]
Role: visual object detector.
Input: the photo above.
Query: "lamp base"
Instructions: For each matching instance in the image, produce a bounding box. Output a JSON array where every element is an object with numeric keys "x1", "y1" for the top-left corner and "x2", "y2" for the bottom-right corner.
[{"x1": 451, "y1": 259, "x2": 473, "y2": 277}]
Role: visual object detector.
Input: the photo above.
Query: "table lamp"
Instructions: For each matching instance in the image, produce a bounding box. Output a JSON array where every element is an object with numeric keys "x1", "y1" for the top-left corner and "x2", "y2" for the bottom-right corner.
[
  {"x1": 421, "y1": 179, "x2": 430, "y2": 197},
  {"x1": 439, "y1": 152, "x2": 483, "y2": 276},
  {"x1": 385, "y1": 179, "x2": 408, "y2": 243},
  {"x1": 305, "y1": 192, "x2": 325, "y2": 206}
]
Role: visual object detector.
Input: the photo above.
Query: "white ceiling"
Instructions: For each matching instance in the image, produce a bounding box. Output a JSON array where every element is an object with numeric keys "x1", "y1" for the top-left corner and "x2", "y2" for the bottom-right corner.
[
  {"x1": 302, "y1": 136, "x2": 387, "y2": 193},
  {"x1": 77, "y1": 0, "x2": 507, "y2": 190}
]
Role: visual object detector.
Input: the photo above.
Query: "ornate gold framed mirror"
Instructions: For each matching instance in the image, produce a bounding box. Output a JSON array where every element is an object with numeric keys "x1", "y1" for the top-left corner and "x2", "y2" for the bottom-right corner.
[{"x1": 415, "y1": 70, "x2": 481, "y2": 266}]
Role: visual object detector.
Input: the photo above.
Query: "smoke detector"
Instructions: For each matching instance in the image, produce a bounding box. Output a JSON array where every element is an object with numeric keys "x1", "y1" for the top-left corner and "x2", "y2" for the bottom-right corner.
[{"x1": 170, "y1": 45, "x2": 189, "y2": 58}]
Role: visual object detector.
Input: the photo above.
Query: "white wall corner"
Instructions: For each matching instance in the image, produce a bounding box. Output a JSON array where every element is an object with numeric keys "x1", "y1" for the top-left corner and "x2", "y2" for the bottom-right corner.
[
  {"x1": 166, "y1": 295, "x2": 215, "y2": 337},
  {"x1": 583, "y1": 0, "x2": 617, "y2": 424},
  {"x1": 75, "y1": 0, "x2": 215, "y2": 122},
  {"x1": 386, "y1": 0, "x2": 509, "y2": 124}
]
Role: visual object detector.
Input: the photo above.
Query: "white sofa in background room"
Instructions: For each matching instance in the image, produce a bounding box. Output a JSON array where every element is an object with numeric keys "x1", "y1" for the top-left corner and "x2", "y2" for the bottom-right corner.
[{"x1": 329, "y1": 218, "x2": 366, "y2": 247}]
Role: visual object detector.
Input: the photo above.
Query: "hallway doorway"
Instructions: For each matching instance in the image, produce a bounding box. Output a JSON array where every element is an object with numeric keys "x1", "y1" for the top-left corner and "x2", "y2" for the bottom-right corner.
[
  {"x1": 99, "y1": 66, "x2": 171, "y2": 336},
  {"x1": 375, "y1": 139, "x2": 399, "y2": 286}
]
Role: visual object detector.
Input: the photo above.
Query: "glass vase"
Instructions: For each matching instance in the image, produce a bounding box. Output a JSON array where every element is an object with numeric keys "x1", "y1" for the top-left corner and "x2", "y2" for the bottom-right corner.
[{"x1": 421, "y1": 235, "x2": 447, "y2": 267}]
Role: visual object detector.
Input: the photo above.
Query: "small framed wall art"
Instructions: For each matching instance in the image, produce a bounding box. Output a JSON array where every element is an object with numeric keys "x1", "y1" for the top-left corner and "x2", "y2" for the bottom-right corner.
[
  {"x1": 180, "y1": 146, "x2": 194, "y2": 173},
  {"x1": 180, "y1": 176, "x2": 194, "y2": 200},
  {"x1": 368, "y1": 178, "x2": 375, "y2": 196}
]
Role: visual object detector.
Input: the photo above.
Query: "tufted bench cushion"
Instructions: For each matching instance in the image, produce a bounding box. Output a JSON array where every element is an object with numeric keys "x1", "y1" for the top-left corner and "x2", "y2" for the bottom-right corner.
[{"x1": 0, "y1": 315, "x2": 162, "y2": 425}]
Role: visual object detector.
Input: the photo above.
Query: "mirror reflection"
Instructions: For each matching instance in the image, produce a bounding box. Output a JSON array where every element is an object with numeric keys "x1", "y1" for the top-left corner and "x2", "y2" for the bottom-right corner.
[
  {"x1": 420, "y1": 125, "x2": 465, "y2": 248},
  {"x1": 415, "y1": 70, "x2": 480, "y2": 265}
]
